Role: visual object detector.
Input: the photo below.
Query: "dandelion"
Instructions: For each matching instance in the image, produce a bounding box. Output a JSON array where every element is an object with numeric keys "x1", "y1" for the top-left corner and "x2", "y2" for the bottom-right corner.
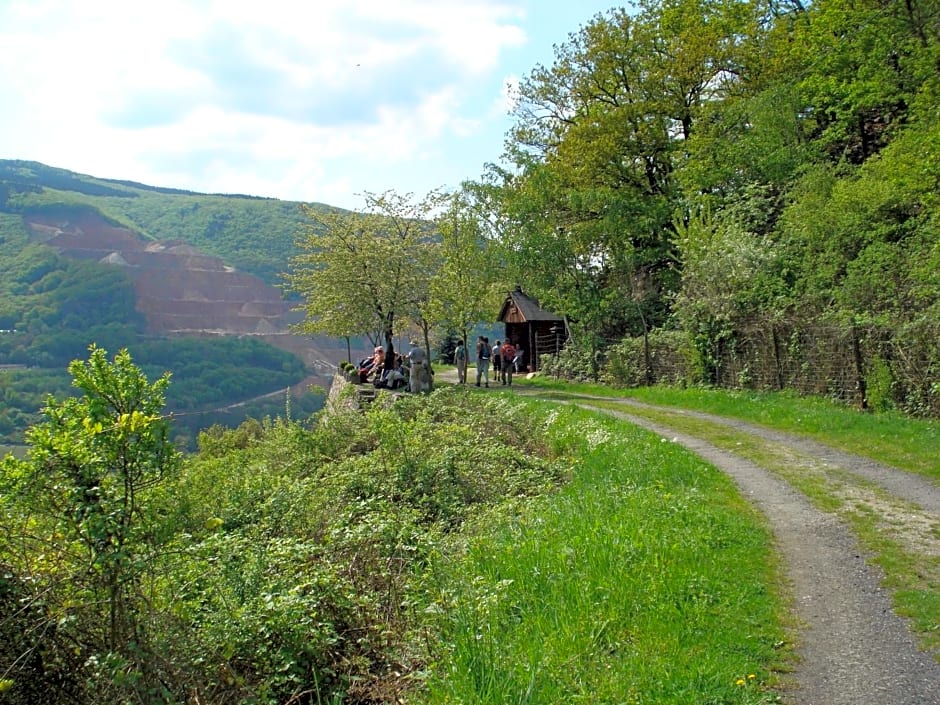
[
  {"x1": 735, "y1": 678, "x2": 746, "y2": 686},
  {"x1": 748, "y1": 674, "x2": 756, "y2": 680}
]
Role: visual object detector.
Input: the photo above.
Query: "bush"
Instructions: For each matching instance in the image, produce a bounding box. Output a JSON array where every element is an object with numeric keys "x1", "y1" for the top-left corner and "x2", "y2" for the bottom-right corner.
[
  {"x1": 602, "y1": 329, "x2": 693, "y2": 387},
  {"x1": 142, "y1": 386, "x2": 569, "y2": 703},
  {"x1": 1, "y1": 370, "x2": 574, "y2": 704},
  {"x1": 538, "y1": 345, "x2": 597, "y2": 382}
]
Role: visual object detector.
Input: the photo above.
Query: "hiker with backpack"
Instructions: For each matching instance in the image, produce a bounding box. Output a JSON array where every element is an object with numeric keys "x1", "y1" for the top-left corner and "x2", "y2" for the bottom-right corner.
[
  {"x1": 475, "y1": 335, "x2": 490, "y2": 387},
  {"x1": 500, "y1": 340, "x2": 516, "y2": 386}
]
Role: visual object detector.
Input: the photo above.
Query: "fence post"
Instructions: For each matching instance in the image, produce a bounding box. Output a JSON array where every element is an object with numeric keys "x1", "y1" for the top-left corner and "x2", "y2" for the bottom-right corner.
[
  {"x1": 851, "y1": 324, "x2": 868, "y2": 411},
  {"x1": 771, "y1": 325, "x2": 784, "y2": 390}
]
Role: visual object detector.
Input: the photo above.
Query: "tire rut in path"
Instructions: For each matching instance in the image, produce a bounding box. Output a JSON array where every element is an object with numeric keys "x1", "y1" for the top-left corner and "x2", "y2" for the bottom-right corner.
[{"x1": 581, "y1": 405, "x2": 940, "y2": 705}]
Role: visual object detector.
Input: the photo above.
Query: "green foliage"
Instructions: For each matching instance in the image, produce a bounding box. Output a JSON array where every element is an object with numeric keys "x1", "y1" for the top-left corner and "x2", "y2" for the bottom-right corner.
[
  {"x1": 426, "y1": 188, "x2": 499, "y2": 350},
  {"x1": 424, "y1": 406, "x2": 784, "y2": 704},
  {"x1": 538, "y1": 344, "x2": 599, "y2": 383},
  {"x1": 0, "y1": 159, "x2": 314, "y2": 285},
  {"x1": 603, "y1": 328, "x2": 693, "y2": 386},
  {"x1": 0, "y1": 336, "x2": 314, "y2": 447},
  {"x1": 473, "y1": 0, "x2": 940, "y2": 414},
  {"x1": 2, "y1": 378, "x2": 573, "y2": 704},
  {"x1": 145, "y1": 386, "x2": 571, "y2": 704},
  {"x1": 285, "y1": 190, "x2": 444, "y2": 360},
  {"x1": 1, "y1": 346, "x2": 181, "y2": 702}
]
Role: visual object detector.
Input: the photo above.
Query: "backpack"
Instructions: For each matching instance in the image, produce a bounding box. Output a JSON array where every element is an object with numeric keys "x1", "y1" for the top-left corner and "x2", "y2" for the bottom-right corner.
[{"x1": 479, "y1": 343, "x2": 490, "y2": 360}]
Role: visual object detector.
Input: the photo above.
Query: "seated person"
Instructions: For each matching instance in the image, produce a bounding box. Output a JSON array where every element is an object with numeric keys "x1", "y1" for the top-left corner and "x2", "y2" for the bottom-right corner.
[
  {"x1": 359, "y1": 346, "x2": 385, "y2": 383},
  {"x1": 375, "y1": 359, "x2": 407, "y2": 389},
  {"x1": 356, "y1": 357, "x2": 374, "y2": 383}
]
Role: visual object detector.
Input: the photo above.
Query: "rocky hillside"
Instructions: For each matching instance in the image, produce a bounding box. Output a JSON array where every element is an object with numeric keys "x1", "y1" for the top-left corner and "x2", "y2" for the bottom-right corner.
[{"x1": 24, "y1": 209, "x2": 350, "y2": 373}]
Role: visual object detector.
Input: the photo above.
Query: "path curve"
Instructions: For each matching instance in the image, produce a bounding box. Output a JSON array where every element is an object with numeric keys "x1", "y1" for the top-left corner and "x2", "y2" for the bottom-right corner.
[
  {"x1": 587, "y1": 396, "x2": 940, "y2": 514},
  {"x1": 601, "y1": 407, "x2": 940, "y2": 705},
  {"x1": 471, "y1": 377, "x2": 940, "y2": 705}
]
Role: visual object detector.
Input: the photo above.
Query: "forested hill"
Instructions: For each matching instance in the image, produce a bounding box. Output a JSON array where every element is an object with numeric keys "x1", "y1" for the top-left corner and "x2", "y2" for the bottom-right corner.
[
  {"x1": 0, "y1": 160, "x2": 349, "y2": 448},
  {"x1": 0, "y1": 159, "x2": 329, "y2": 285}
]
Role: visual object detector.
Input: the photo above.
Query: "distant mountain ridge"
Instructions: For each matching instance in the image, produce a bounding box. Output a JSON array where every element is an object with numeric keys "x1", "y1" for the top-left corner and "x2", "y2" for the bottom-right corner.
[
  {"x1": 0, "y1": 159, "x2": 361, "y2": 371},
  {"x1": 0, "y1": 158, "x2": 281, "y2": 200},
  {"x1": 0, "y1": 159, "x2": 331, "y2": 285}
]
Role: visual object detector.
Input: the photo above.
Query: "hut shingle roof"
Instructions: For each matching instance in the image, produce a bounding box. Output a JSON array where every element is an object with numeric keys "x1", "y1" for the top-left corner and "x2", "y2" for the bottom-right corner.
[{"x1": 498, "y1": 287, "x2": 563, "y2": 323}]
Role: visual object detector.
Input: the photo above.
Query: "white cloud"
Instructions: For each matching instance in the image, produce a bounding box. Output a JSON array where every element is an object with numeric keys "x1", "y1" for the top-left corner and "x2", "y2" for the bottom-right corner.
[{"x1": 0, "y1": 0, "x2": 616, "y2": 208}]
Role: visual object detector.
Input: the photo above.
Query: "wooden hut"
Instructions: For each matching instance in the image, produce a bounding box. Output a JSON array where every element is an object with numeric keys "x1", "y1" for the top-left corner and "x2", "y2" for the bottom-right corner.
[{"x1": 497, "y1": 287, "x2": 567, "y2": 372}]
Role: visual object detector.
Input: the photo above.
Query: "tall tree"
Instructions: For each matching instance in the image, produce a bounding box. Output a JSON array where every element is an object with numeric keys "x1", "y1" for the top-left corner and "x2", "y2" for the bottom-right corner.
[
  {"x1": 284, "y1": 190, "x2": 441, "y2": 367},
  {"x1": 426, "y1": 186, "x2": 499, "y2": 357},
  {"x1": 488, "y1": 3, "x2": 755, "y2": 367}
]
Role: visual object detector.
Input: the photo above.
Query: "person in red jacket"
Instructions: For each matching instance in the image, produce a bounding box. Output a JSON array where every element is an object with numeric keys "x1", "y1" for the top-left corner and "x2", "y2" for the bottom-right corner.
[{"x1": 500, "y1": 340, "x2": 516, "y2": 386}]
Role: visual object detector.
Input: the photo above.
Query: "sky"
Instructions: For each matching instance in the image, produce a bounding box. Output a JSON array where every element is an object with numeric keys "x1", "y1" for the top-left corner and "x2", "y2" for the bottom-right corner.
[{"x1": 0, "y1": 1, "x2": 622, "y2": 210}]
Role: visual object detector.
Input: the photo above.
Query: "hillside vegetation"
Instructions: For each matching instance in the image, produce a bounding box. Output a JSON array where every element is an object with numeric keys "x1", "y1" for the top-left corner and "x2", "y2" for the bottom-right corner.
[
  {"x1": 0, "y1": 350, "x2": 786, "y2": 704},
  {"x1": 479, "y1": 0, "x2": 940, "y2": 417},
  {"x1": 0, "y1": 165, "x2": 330, "y2": 448},
  {"x1": 0, "y1": 159, "x2": 322, "y2": 284}
]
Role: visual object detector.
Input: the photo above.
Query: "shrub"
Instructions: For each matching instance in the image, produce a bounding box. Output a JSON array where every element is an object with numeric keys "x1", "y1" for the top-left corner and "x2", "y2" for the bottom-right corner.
[
  {"x1": 538, "y1": 345, "x2": 597, "y2": 382},
  {"x1": 602, "y1": 329, "x2": 693, "y2": 387}
]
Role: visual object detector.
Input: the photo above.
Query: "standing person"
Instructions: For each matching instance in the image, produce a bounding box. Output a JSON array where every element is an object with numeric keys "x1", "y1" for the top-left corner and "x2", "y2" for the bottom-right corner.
[
  {"x1": 454, "y1": 339, "x2": 467, "y2": 384},
  {"x1": 513, "y1": 345, "x2": 525, "y2": 373},
  {"x1": 407, "y1": 339, "x2": 429, "y2": 393},
  {"x1": 475, "y1": 335, "x2": 490, "y2": 387},
  {"x1": 492, "y1": 339, "x2": 502, "y2": 382},
  {"x1": 500, "y1": 340, "x2": 516, "y2": 386}
]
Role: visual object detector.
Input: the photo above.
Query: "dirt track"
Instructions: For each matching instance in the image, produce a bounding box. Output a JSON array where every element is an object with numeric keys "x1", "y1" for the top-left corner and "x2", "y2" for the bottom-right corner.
[
  {"x1": 465, "y1": 375, "x2": 940, "y2": 704},
  {"x1": 594, "y1": 402, "x2": 940, "y2": 705}
]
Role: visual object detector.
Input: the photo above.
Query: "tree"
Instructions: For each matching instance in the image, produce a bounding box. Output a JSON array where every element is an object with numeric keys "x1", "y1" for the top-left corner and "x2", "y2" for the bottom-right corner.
[
  {"x1": 672, "y1": 207, "x2": 782, "y2": 382},
  {"x1": 427, "y1": 187, "x2": 500, "y2": 368},
  {"x1": 285, "y1": 191, "x2": 441, "y2": 369},
  {"x1": 1, "y1": 345, "x2": 180, "y2": 699},
  {"x1": 487, "y1": 4, "x2": 743, "y2": 372}
]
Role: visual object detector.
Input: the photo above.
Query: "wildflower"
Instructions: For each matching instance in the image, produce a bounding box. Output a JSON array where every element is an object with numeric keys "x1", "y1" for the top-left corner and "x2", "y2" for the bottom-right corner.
[{"x1": 735, "y1": 678, "x2": 746, "y2": 686}]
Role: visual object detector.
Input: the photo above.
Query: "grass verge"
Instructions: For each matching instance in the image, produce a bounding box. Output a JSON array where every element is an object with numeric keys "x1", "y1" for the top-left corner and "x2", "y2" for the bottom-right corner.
[
  {"x1": 515, "y1": 378, "x2": 940, "y2": 481},
  {"x1": 574, "y1": 399, "x2": 940, "y2": 661},
  {"x1": 421, "y1": 402, "x2": 787, "y2": 704}
]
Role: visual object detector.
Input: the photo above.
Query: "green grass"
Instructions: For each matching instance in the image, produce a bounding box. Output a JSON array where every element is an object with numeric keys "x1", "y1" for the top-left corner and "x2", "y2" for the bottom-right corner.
[
  {"x1": 571, "y1": 398, "x2": 940, "y2": 661},
  {"x1": 422, "y1": 403, "x2": 787, "y2": 704},
  {"x1": 517, "y1": 377, "x2": 940, "y2": 480}
]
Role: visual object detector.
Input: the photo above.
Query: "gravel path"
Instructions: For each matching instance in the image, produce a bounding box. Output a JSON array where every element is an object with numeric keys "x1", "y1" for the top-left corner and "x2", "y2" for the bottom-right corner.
[
  {"x1": 483, "y1": 378, "x2": 940, "y2": 705},
  {"x1": 599, "y1": 407, "x2": 940, "y2": 705}
]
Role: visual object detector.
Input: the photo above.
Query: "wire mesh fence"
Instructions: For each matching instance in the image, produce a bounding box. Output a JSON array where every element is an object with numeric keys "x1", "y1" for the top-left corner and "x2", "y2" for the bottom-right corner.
[{"x1": 546, "y1": 319, "x2": 940, "y2": 417}]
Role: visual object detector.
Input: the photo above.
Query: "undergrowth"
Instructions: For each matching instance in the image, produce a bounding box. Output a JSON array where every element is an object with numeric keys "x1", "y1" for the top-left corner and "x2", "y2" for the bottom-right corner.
[{"x1": 1, "y1": 382, "x2": 787, "y2": 704}]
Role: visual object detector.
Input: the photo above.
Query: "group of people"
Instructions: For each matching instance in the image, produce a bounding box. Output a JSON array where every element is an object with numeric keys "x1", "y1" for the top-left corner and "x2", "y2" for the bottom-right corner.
[
  {"x1": 460, "y1": 335, "x2": 522, "y2": 388},
  {"x1": 355, "y1": 340, "x2": 432, "y2": 393},
  {"x1": 356, "y1": 346, "x2": 404, "y2": 388},
  {"x1": 358, "y1": 335, "x2": 523, "y2": 393}
]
